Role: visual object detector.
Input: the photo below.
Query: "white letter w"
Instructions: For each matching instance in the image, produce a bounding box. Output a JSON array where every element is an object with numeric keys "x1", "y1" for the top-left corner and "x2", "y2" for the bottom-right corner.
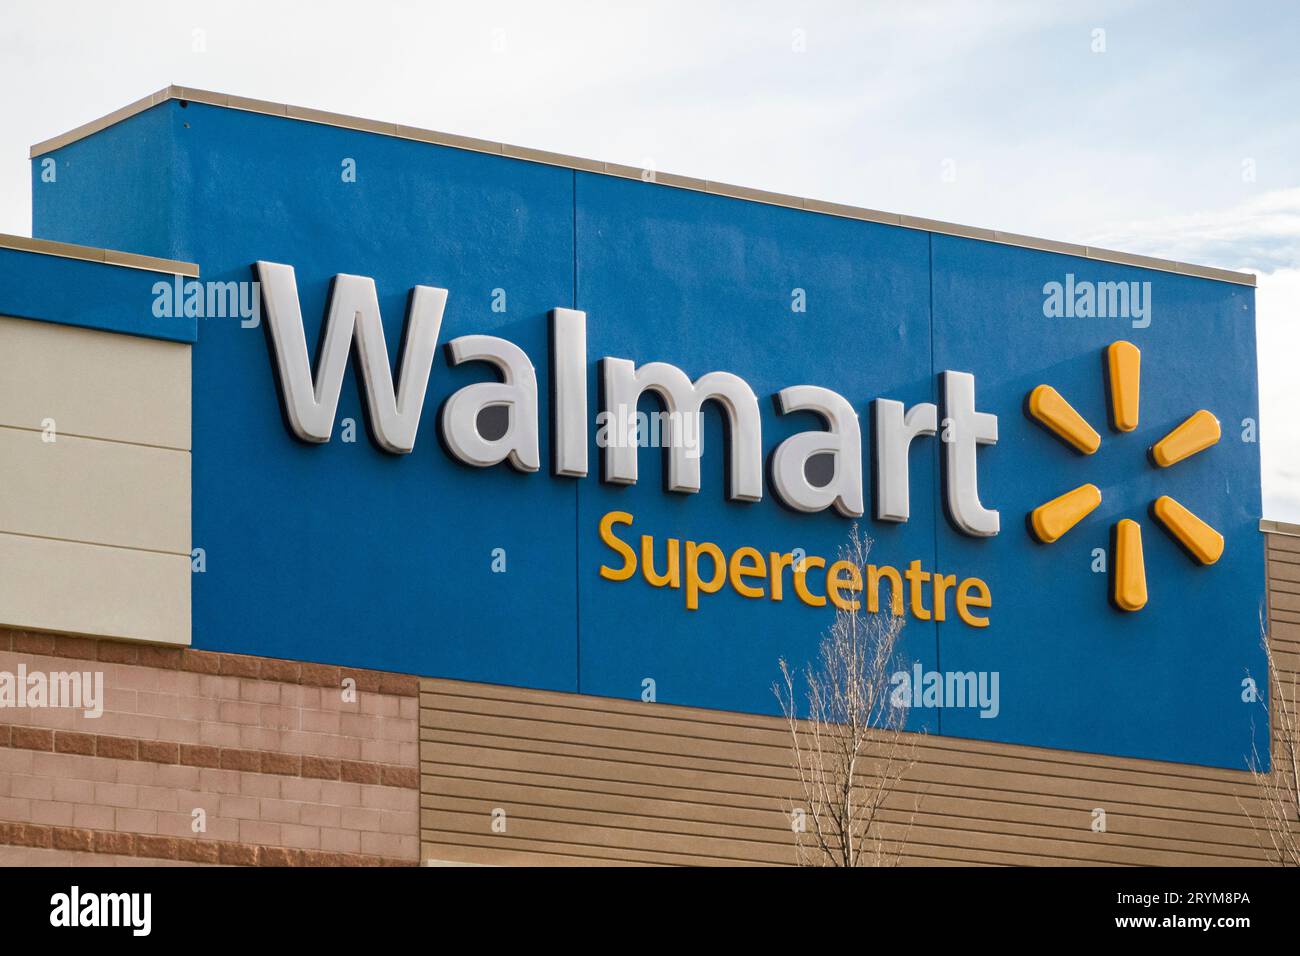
[{"x1": 255, "y1": 261, "x2": 448, "y2": 453}]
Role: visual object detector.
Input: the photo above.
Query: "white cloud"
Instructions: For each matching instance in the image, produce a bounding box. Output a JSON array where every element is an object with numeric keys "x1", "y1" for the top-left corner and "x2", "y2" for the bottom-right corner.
[
  {"x1": 1086, "y1": 187, "x2": 1300, "y2": 274},
  {"x1": 1085, "y1": 189, "x2": 1300, "y2": 521},
  {"x1": 1256, "y1": 267, "x2": 1300, "y2": 522}
]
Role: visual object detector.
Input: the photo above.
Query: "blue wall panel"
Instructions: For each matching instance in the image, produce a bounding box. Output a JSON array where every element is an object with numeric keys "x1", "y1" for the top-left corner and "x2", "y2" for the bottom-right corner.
[
  {"x1": 32, "y1": 103, "x2": 179, "y2": 262},
  {"x1": 572, "y1": 173, "x2": 939, "y2": 727},
  {"x1": 930, "y1": 236, "x2": 1266, "y2": 766},
  {"x1": 102, "y1": 103, "x2": 578, "y2": 688},
  {"x1": 0, "y1": 246, "x2": 195, "y2": 342}
]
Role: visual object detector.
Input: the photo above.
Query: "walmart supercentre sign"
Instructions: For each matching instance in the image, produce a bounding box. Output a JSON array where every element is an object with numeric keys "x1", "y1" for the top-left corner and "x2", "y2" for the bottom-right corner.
[
  {"x1": 257, "y1": 263, "x2": 1224, "y2": 628},
  {"x1": 33, "y1": 97, "x2": 1265, "y2": 769}
]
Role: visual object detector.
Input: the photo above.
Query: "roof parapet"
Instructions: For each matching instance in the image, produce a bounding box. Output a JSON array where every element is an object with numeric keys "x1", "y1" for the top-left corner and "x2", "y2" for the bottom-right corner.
[{"x1": 28, "y1": 84, "x2": 1254, "y2": 288}]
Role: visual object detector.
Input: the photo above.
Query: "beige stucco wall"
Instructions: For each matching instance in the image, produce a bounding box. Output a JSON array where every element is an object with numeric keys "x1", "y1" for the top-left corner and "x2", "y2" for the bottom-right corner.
[{"x1": 0, "y1": 314, "x2": 191, "y2": 645}]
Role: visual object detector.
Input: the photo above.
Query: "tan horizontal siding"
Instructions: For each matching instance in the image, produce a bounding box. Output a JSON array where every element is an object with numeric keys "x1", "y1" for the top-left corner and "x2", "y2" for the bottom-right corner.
[
  {"x1": 1269, "y1": 534, "x2": 1300, "y2": 554},
  {"x1": 418, "y1": 682, "x2": 1277, "y2": 866},
  {"x1": 419, "y1": 779, "x2": 1264, "y2": 865},
  {"x1": 420, "y1": 755, "x2": 1261, "y2": 836},
  {"x1": 418, "y1": 531, "x2": 1296, "y2": 865}
]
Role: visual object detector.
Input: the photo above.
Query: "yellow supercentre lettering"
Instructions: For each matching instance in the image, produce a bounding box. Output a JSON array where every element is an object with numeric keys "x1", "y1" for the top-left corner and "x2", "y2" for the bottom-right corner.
[
  {"x1": 684, "y1": 540, "x2": 726, "y2": 610},
  {"x1": 768, "y1": 551, "x2": 794, "y2": 601},
  {"x1": 641, "y1": 534, "x2": 680, "y2": 588},
  {"x1": 596, "y1": 511, "x2": 991, "y2": 626},
  {"x1": 598, "y1": 510, "x2": 636, "y2": 581},
  {"x1": 866, "y1": 564, "x2": 904, "y2": 616},
  {"x1": 956, "y1": 577, "x2": 992, "y2": 628},
  {"x1": 728, "y1": 546, "x2": 766, "y2": 598},
  {"x1": 792, "y1": 556, "x2": 826, "y2": 607},
  {"x1": 827, "y1": 560, "x2": 862, "y2": 611}
]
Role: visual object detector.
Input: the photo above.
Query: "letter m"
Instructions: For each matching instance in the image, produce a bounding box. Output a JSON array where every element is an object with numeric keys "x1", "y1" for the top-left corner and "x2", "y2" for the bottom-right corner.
[
  {"x1": 601, "y1": 357, "x2": 762, "y2": 501},
  {"x1": 1097, "y1": 281, "x2": 1129, "y2": 318},
  {"x1": 256, "y1": 261, "x2": 448, "y2": 453}
]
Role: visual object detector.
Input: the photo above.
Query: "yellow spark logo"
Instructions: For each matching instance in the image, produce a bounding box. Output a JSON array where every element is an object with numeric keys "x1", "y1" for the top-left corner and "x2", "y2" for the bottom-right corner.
[{"x1": 1026, "y1": 341, "x2": 1224, "y2": 612}]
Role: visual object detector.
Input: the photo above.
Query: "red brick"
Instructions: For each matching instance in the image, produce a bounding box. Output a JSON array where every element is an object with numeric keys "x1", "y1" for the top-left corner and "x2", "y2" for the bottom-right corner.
[
  {"x1": 136, "y1": 835, "x2": 179, "y2": 860},
  {"x1": 218, "y1": 842, "x2": 258, "y2": 866},
  {"x1": 12, "y1": 727, "x2": 54, "y2": 752},
  {"x1": 138, "y1": 645, "x2": 184, "y2": 670},
  {"x1": 179, "y1": 744, "x2": 221, "y2": 768},
  {"x1": 378, "y1": 672, "x2": 419, "y2": 696},
  {"x1": 180, "y1": 651, "x2": 221, "y2": 675},
  {"x1": 52, "y1": 827, "x2": 94, "y2": 852},
  {"x1": 95, "y1": 831, "x2": 136, "y2": 855},
  {"x1": 12, "y1": 632, "x2": 55, "y2": 655},
  {"x1": 301, "y1": 756, "x2": 341, "y2": 780},
  {"x1": 348, "y1": 670, "x2": 383, "y2": 694},
  {"x1": 135, "y1": 739, "x2": 177, "y2": 764},
  {"x1": 220, "y1": 748, "x2": 262, "y2": 772},
  {"x1": 261, "y1": 658, "x2": 302, "y2": 684},
  {"x1": 0, "y1": 629, "x2": 11, "y2": 650},
  {"x1": 51, "y1": 635, "x2": 97, "y2": 661},
  {"x1": 300, "y1": 663, "x2": 342, "y2": 688},
  {"x1": 97, "y1": 735, "x2": 140, "y2": 760},
  {"x1": 259, "y1": 846, "x2": 303, "y2": 867},
  {"x1": 0, "y1": 724, "x2": 10, "y2": 747},
  {"x1": 54, "y1": 731, "x2": 96, "y2": 756},
  {"x1": 261, "y1": 752, "x2": 302, "y2": 776},
  {"x1": 219, "y1": 654, "x2": 261, "y2": 679},
  {"x1": 379, "y1": 765, "x2": 419, "y2": 789},
  {"x1": 301, "y1": 850, "x2": 348, "y2": 867},
  {"x1": 96, "y1": 641, "x2": 139, "y2": 664},
  {"x1": 11, "y1": 824, "x2": 53, "y2": 848},
  {"x1": 340, "y1": 760, "x2": 381, "y2": 785},
  {"x1": 176, "y1": 839, "x2": 220, "y2": 864}
]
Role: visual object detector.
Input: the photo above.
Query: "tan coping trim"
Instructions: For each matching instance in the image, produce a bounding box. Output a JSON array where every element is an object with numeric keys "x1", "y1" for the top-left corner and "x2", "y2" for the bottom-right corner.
[
  {"x1": 31, "y1": 85, "x2": 1255, "y2": 289},
  {"x1": 0, "y1": 232, "x2": 198, "y2": 278},
  {"x1": 1261, "y1": 518, "x2": 1300, "y2": 538}
]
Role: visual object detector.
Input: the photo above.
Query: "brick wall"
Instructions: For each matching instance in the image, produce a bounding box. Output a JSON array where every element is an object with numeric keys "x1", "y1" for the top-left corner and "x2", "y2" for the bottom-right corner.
[{"x1": 0, "y1": 628, "x2": 420, "y2": 866}]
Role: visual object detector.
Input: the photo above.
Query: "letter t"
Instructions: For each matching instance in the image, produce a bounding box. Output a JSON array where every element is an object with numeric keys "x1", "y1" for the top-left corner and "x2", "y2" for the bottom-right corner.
[{"x1": 942, "y1": 371, "x2": 999, "y2": 536}]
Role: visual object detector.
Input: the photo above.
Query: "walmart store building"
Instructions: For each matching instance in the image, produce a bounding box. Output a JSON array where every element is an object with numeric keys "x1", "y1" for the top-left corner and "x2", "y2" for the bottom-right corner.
[{"x1": 0, "y1": 87, "x2": 1294, "y2": 866}]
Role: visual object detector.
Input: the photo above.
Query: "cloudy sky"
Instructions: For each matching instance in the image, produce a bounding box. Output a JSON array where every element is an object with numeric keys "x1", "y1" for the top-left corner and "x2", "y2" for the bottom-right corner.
[{"x1": 2, "y1": 0, "x2": 1297, "y2": 517}]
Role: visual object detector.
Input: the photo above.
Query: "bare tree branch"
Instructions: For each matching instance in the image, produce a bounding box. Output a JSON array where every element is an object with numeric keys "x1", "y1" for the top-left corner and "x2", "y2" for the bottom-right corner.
[
  {"x1": 773, "y1": 525, "x2": 922, "y2": 866},
  {"x1": 1243, "y1": 619, "x2": 1300, "y2": 866}
]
